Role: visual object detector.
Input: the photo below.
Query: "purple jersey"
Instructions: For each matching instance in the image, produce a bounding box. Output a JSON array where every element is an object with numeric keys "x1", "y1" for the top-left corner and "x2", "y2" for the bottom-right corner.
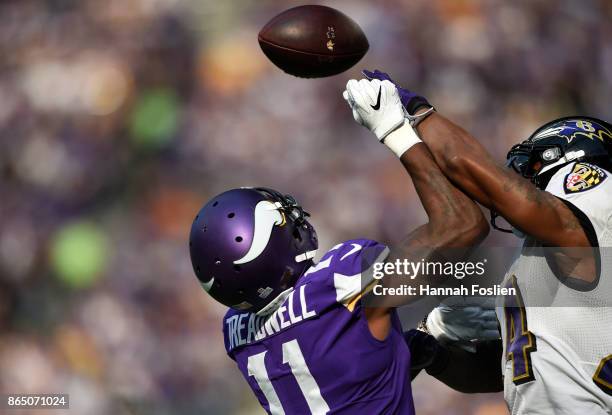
[{"x1": 222, "y1": 239, "x2": 415, "y2": 414}]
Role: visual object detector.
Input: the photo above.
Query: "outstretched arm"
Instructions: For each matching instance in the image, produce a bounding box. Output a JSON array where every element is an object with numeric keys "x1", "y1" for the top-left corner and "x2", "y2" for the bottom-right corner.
[
  {"x1": 365, "y1": 133, "x2": 489, "y2": 338},
  {"x1": 362, "y1": 70, "x2": 590, "y2": 249},
  {"x1": 343, "y1": 79, "x2": 489, "y2": 339},
  {"x1": 343, "y1": 80, "x2": 488, "y2": 248},
  {"x1": 416, "y1": 112, "x2": 589, "y2": 247},
  {"x1": 400, "y1": 140, "x2": 488, "y2": 249}
]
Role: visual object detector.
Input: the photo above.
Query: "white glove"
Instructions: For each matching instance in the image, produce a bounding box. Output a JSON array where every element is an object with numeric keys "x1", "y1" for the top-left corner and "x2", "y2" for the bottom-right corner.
[
  {"x1": 426, "y1": 296, "x2": 500, "y2": 353},
  {"x1": 342, "y1": 89, "x2": 364, "y2": 126},
  {"x1": 343, "y1": 79, "x2": 421, "y2": 158}
]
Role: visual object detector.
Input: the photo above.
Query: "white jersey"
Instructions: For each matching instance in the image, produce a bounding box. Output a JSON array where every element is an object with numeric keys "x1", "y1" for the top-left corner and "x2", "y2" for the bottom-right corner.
[{"x1": 497, "y1": 162, "x2": 612, "y2": 415}]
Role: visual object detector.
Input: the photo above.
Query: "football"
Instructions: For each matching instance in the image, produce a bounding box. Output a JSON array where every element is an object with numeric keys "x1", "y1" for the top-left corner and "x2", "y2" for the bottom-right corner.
[{"x1": 258, "y1": 5, "x2": 369, "y2": 78}]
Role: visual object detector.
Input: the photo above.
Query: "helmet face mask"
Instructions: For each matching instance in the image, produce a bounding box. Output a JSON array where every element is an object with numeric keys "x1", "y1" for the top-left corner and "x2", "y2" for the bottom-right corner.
[
  {"x1": 189, "y1": 187, "x2": 318, "y2": 313},
  {"x1": 507, "y1": 143, "x2": 561, "y2": 178},
  {"x1": 506, "y1": 142, "x2": 568, "y2": 188},
  {"x1": 255, "y1": 187, "x2": 311, "y2": 228}
]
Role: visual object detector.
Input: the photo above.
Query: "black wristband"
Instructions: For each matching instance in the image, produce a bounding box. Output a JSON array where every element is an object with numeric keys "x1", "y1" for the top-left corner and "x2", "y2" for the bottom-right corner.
[{"x1": 406, "y1": 96, "x2": 432, "y2": 115}]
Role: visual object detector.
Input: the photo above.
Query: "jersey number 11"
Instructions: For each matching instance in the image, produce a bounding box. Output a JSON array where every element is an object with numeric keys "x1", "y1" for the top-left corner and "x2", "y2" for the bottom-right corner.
[{"x1": 247, "y1": 339, "x2": 330, "y2": 414}]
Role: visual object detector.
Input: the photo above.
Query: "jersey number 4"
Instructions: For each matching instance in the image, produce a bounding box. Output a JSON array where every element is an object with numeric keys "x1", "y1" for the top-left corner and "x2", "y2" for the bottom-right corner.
[
  {"x1": 503, "y1": 275, "x2": 537, "y2": 385},
  {"x1": 247, "y1": 339, "x2": 330, "y2": 414},
  {"x1": 504, "y1": 275, "x2": 612, "y2": 395}
]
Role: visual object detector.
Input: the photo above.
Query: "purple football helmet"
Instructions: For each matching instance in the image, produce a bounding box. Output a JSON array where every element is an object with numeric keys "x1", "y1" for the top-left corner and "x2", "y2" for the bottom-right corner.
[{"x1": 189, "y1": 187, "x2": 318, "y2": 313}]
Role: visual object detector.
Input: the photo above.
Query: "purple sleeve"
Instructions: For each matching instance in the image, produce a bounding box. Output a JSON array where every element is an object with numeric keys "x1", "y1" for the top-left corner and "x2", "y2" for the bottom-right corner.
[
  {"x1": 321, "y1": 238, "x2": 389, "y2": 276},
  {"x1": 320, "y1": 239, "x2": 389, "y2": 307}
]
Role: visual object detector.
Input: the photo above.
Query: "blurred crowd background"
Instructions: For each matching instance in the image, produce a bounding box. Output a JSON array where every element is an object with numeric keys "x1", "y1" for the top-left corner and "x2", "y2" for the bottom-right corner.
[{"x1": 1, "y1": 0, "x2": 611, "y2": 414}]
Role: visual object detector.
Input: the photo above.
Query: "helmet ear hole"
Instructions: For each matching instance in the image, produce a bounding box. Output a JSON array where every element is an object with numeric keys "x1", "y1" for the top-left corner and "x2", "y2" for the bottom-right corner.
[{"x1": 293, "y1": 227, "x2": 302, "y2": 242}]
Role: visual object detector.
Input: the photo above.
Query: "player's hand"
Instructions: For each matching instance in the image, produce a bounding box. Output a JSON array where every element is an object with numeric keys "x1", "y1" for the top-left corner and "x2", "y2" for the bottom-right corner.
[
  {"x1": 362, "y1": 69, "x2": 431, "y2": 115},
  {"x1": 342, "y1": 89, "x2": 365, "y2": 126},
  {"x1": 425, "y1": 296, "x2": 500, "y2": 353},
  {"x1": 343, "y1": 79, "x2": 405, "y2": 141}
]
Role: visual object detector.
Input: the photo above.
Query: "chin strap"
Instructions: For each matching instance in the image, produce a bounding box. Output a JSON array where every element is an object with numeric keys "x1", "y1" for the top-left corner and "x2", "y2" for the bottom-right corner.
[
  {"x1": 490, "y1": 209, "x2": 513, "y2": 233},
  {"x1": 254, "y1": 187, "x2": 311, "y2": 227},
  {"x1": 295, "y1": 249, "x2": 317, "y2": 263}
]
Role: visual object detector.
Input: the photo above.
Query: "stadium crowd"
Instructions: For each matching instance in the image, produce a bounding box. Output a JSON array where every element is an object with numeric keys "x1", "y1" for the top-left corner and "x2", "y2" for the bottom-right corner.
[{"x1": 0, "y1": 0, "x2": 611, "y2": 413}]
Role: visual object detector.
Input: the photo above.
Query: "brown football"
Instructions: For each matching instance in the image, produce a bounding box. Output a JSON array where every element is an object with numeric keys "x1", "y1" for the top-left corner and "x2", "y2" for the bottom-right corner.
[{"x1": 258, "y1": 5, "x2": 369, "y2": 78}]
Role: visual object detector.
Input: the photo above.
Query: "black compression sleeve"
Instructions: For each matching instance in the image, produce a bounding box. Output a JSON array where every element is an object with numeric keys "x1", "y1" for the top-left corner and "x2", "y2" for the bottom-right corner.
[{"x1": 425, "y1": 339, "x2": 504, "y2": 393}]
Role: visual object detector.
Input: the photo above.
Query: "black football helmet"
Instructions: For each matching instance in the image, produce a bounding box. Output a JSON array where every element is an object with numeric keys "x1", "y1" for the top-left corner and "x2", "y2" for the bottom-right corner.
[{"x1": 492, "y1": 116, "x2": 612, "y2": 232}]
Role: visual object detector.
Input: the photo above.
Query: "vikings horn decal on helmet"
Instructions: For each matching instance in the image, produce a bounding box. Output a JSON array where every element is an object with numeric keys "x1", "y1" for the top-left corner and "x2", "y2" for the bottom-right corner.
[
  {"x1": 491, "y1": 116, "x2": 612, "y2": 233},
  {"x1": 234, "y1": 200, "x2": 285, "y2": 265},
  {"x1": 189, "y1": 187, "x2": 318, "y2": 312}
]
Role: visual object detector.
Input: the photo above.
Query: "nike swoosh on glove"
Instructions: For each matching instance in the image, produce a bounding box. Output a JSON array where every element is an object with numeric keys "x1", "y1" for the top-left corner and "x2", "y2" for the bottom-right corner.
[
  {"x1": 363, "y1": 69, "x2": 431, "y2": 115},
  {"x1": 343, "y1": 78, "x2": 405, "y2": 141}
]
